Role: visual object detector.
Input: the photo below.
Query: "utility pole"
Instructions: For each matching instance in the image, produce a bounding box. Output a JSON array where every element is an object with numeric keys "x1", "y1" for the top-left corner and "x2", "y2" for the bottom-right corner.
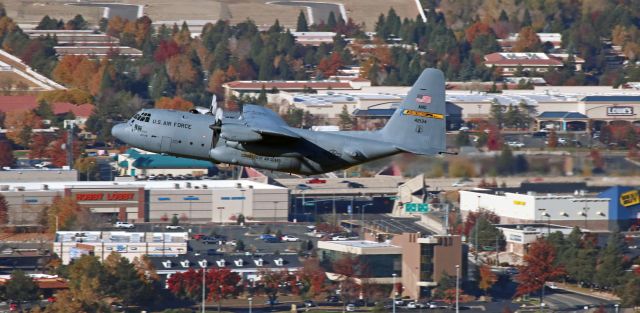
[{"x1": 455, "y1": 265, "x2": 460, "y2": 313}]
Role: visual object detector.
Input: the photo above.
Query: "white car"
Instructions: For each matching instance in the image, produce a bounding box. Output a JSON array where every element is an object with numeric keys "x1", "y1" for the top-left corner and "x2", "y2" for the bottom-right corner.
[
  {"x1": 166, "y1": 225, "x2": 183, "y2": 230},
  {"x1": 331, "y1": 235, "x2": 348, "y2": 241},
  {"x1": 459, "y1": 126, "x2": 470, "y2": 131},
  {"x1": 345, "y1": 304, "x2": 356, "y2": 312},
  {"x1": 114, "y1": 221, "x2": 134, "y2": 229},
  {"x1": 507, "y1": 141, "x2": 525, "y2": 148},
  {"x1": 281, "y1": 235, "x2": 300, "y2": 242},
  {"x1": 406, "y1": 301, "x2": 425, "y2": 309}
]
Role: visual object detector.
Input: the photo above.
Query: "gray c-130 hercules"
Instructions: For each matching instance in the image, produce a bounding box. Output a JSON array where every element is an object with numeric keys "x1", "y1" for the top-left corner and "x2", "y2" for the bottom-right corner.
[{"x1": 111, "y1": 68, "x2": 448, "y2": 175}]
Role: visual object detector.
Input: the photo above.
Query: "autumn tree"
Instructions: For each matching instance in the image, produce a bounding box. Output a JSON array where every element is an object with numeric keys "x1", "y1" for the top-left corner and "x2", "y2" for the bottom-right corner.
[
  {"x1": 102, "y1": 252, "x2": 156, "y2": 307},
  {"x1": 207, "y1": 69, "x2": 226, "y2": 98},
  {"x1": 338, "y1": 105, "x2": 353, "y2": 130},
  {"x1": 0, "y1": 140, "x2": 15, "y2": 167},
  {"x1": 0, "y1": 193, "x2": 8, "y2": 225},
  {"x1": 332, "y1": 255, "x2": 365, "y2": 309},
  {"x1": 515, "y1": 239, "x2": 565, "y2": 304},
  {"x1": 258, "y1": 269, "x2": 296, "y2": 309},
  {"x1": 46, "y1": 196, "x2": 93, "y2": 232},
  {"x1": 297, "y1": 258, "x2": 327, "y2": 298},
  {"x1": 4, "y1": 110, "x2": 43, "y2": 146},
  {"x1": 168, "y1": 267, "x2": 240, "y2": 312},
  {"x1": 154, "y1": 96, "x2": 194, "y2": 111},
  {"x1": 478, "y1": 264, "x2": 497, "y2": 296},
  {"x1": 512, "y1": 27, "x2": 541, "y2": 52},
  {"x1": 547, "y1": 129, "x2": 558, "y2": 148},
  {"x1": 75, "y1": 156, "x2": 98, "y2": 181}
]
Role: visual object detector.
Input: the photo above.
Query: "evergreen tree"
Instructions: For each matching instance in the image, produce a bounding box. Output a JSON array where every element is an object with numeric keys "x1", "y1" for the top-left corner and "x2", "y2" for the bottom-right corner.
[
  {"x1": 327, "y1": 11, "x2": 337, "y2": 30},
  {"x1": 338, "y1": 105, "x2": 353, "y2": 130},
  {"x1": 522, "y1": 9, "x2": 532, "y2": 27},
  {"x1": 257, "y1": 86, "x2": 268, "y2": 105},
  {"x1": 5, "y1": 270, "x2": 38, "y2": 303},
  {"x1": 455, "y1": 131, "x2": 471, "y2": 147},
  {"x1": 34, "y1": 99, "x2": 55, "y2": 122},
  {"x1": 499, "y1": 10, "x2": 509, "y2": 22},
  {"x1": 296, "y1": 10, "x2": 309, "y2": 32},
  {"x1": 594, "y1": 232, "x2": 626, "y2": 289},
  {"x1": 470, "y1": 216, "x2": 503, "y2": 251},
  {"x1": 496, "y1": 145, "x2": 514, "y2": 175}
]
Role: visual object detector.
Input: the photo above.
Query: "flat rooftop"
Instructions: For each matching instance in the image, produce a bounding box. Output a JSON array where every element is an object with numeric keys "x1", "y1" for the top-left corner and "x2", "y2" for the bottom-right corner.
[
  {"x1": 0, "y1": 179, "x2": 285, "y2": 192},
  {"x1": 318, "y1": 240, "x2": 402, "y2": 255}
]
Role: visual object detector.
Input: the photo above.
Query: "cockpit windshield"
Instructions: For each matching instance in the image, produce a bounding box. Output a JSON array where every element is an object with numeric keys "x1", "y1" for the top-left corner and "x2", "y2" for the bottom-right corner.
[{"x1": 132, "y1": 112, "x2": 151, "y2": 122}]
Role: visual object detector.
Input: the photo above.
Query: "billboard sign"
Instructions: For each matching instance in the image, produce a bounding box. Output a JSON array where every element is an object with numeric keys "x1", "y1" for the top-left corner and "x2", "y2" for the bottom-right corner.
[
  {"x1": 405, "y1": 203, "x2": 429, "y2": 213},
  {"x1": 620, "y1": 190, "x2": 640, "y2": 207}
]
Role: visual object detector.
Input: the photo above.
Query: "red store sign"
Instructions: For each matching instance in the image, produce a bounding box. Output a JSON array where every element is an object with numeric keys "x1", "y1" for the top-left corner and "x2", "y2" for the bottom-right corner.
[{"x1": 75, "y1": 192, "x2": 136, "y2": 201}]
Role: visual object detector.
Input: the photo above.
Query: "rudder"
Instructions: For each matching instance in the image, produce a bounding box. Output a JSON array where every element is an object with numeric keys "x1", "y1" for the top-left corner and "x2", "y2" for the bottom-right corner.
[{"x1": 380, "y1": 68, "x2": 446, "y2": 155}]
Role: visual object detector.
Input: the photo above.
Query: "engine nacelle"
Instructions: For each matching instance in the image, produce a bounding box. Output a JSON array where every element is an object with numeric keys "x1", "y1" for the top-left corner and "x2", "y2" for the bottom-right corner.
[{"x1": 220, "y1": 124, "x2": 262, "y2": 142}]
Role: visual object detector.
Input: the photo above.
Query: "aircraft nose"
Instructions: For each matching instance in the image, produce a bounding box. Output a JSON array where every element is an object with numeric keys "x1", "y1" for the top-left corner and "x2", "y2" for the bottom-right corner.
[{"x1": 111, "y1": 123, "x2": 127, "y2": 141}]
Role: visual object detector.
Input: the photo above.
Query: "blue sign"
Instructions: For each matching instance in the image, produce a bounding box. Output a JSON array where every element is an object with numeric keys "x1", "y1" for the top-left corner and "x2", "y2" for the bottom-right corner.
[
  {"x1": 221, "y1": 196, "x2": 246, "y2": 200},
  {"x1": 25, "y1": 199, "x2": 38, "y2": 203},
  {"x1": 347, "y1": 205, "x2": 352, "y2": 214},
  {"x1": 183, "y1": 196, "x2": 200, "y2": 201},
  {"x1": 158, "y1": 197, "x2": 171, "y2": 201}
]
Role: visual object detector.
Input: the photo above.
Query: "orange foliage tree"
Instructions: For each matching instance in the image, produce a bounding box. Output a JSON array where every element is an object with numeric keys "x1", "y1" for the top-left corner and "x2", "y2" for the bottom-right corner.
[
  {"x1": 207, "y1": 69, "x2": 227, "y2": 98},
  {"x1": 478, "y1": 264, "x2": 497, "y2": 296},
  {"x1": 46, "y1": 196, "x2": 92, "y2": 232},
  {"x1": 45, "y1": 132, "x2": 82, "y2": 167},
  {"x1": 515, "y1": 239, "x2": 565, "y2": 302},
  {"x1": 317, "y1": 52, "x2": 344, "y2": 77},
  {"x1": 4, "y1": 110, "x2": 43, "y2": 146},
  {"x1": 512, "y1": 26, "x2": 541, "y2": 52},
  {"x1": 297, "y1": 258, "x2": 327, "y2": 297},
  {"x1": 0, "y1": 140, "x2": 15, "y2": 167},
  {"x1": 28, "y1": 133, "x2": 49, "y2": 159},
  {"x1": 154, "y1": 96, "x2": 193, "y2": 111},
  {"x1": 37, "y1": 89, "x2": 93, "y2": 105}
]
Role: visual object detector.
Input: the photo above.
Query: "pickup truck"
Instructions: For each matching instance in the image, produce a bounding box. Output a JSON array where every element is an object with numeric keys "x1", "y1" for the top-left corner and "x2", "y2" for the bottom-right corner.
[{"x1": 113, "y1": 221, "x2": 135, "y2": 229}]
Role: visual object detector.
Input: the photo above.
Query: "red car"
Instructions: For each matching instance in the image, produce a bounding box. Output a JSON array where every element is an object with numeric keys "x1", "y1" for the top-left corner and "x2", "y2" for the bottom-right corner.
[
  {"x1": 307, "y1": 178, "x2": 327, "y2": 184},
  {"x1": 192, "y1": 234, "x2": 205, "y2": 240}
]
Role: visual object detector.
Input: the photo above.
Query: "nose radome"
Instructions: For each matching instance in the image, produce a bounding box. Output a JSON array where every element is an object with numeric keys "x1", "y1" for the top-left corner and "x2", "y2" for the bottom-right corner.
[{"x1": 111, "y1": 123, "x2": 126, "y2": 141}]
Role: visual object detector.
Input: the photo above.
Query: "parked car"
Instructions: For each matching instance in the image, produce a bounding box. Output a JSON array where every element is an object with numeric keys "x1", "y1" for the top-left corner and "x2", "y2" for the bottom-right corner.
[
  {"x1": 307, "y1": 178, "x2": 327, "y2": 184},
  {"x1": 192, "y1": 233, "x2": 205, "y2": 240},
  {"x1": 325, "y1": 295, "x2": 340, "y2": 303},
  {"x1": 346, "y1": 303, "x2": 356, "y2": 311},
  {"x1": 303, "y1": 300, "x2": 316, "y2": 307},
  {"x1": 281, "y1": 235, "x2": 300, "y2": 242},
  {"x1": 166, "y1": 225, "x2": 183, "y2": 230},
  {"x1": 507, "y1": 141, "x2": 525, "y2": 148},
  {"x1": 202, "y1": 236, "x2": 224, "y2": 244},
  {"x1": 113, "y1": 221, "x2": 134, "y2": 229},
  {"x1": 347, "y1": 182, "x2": 364, "y2": 188},
  {"x1": 406, "y1": 301, "x2": 425, "y2": 308},
  {"x1": 264, "y1": 237, "x2": 281, "y2": 243},
  {"x1": 331, "y1": 235, "x2": 348, "y2": 241},
  {"x1": 259, "y1": 234, "x2": 276, "y2": 240},
  {"x1": 296, "y1": 183, "x2": 311, "y2": 190}
]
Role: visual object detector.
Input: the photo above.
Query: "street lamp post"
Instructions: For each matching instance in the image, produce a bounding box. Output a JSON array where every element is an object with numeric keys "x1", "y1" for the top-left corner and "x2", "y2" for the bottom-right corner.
[
  {"x1": 361, "y1": 203, "x2": 373, "y2": 239},
  {"x1": 201, "y1": 265, "x2": 206, "y2": 313},
  {"x1": 217, "y1": 206, "x2": 224, "y2": 229},
  {"x1": 248, "y1": 297, "x2": 253, "y2": 313},
  {"x1": 455, "y1": 265, "x2": 460, "y2": 313},
  {"x1": 392, "y1": 273, "x2": 397, "y2": 313},
  {"x1": 614, "y1": 304, "x2": 619, "y2": 313}
]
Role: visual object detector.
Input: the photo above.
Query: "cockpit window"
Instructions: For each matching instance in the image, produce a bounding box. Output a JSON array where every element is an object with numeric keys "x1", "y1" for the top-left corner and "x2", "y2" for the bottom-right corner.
[{"x1": 135, "y1": 112, "x2": 151, "y2": 122}]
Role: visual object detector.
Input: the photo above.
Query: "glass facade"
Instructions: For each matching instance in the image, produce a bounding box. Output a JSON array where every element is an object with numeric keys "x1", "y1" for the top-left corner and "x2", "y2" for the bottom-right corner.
[
  {"x1": 419, "y1": 243, "x2": 434, "y2": 282},
  {"x1": 319, "y1": 250, "x2": 401, "y2": 277}
]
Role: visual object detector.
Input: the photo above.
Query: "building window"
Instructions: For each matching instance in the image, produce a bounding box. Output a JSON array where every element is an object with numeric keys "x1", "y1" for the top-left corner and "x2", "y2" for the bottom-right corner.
[{"x1": 420, "y1": 244, "x2": 434, "y2": 282}]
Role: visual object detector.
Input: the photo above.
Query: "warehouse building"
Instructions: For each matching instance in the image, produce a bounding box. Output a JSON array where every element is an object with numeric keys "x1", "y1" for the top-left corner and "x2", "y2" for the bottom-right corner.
[
  {"x1": 0, "y1": 180, "x2": 288, "y2": 225},
  {"x1": 460, "y1": 185, "x2": 640, "y2": 232}
]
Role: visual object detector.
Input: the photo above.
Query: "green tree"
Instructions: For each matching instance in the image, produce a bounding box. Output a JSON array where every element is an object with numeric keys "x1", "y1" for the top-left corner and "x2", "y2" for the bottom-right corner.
[
  {"x1": 594, "y1": 232, "x2": 626, "y2": 289},
  {"x1": 621, "y1": 277, "x2": 640, "y2": 307},
  {"x1": 496, "y1": 145, "x2": 515, "y2": 175},
  {"x1": 0, "y1": 193, "x2": 8, "y2": 225},
  {"x1": 171, "y1": 214, "x2": 179, "y2": 226},
  {"x1": 455, "y1": 130, "x2": 471, "y2": 147},
  {"x1": 434, "y1": 271, "x2": 455, "y2": 299},
  {"x1": 470, "y1": 215, "x2": 503, "y2": 251},
  {"x1": 489, "y1": 102, "x2": 504, "y2": 128},
  {"x1": 236, "y1": 239, "x2": 245, "y2": 252},
  {"x1": 5, "y1": 270, "x2": 38, "y2": 303},
  {"x1": 338, "y1": 105, "x2": 353, "y2": 130},
  {"x1": 296, "y1": 10, "x2": 309, "y2": 32}
]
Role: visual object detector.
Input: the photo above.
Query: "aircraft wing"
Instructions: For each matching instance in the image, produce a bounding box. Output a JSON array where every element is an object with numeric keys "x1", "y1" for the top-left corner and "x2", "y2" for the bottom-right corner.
[{"x1": 242, "y1": 104, "x2": 300, "y2": 139}]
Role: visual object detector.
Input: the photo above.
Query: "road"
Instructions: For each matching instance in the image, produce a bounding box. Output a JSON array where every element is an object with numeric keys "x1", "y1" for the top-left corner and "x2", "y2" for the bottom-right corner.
[
  {"x1": 268, "y1": 1, "x2": 344, "y2": 25},
  {"x1": 69, "y1": 3, "x2": 142, "y2": 21},
  {"x1": 544, "y1": 289, "x2": 617, "y2": 311}
]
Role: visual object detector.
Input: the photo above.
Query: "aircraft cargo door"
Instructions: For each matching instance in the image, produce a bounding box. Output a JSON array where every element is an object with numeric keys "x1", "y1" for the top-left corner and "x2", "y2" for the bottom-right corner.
[{"x1": 160, "y1": 136, "x2": 172, "y2": 152}]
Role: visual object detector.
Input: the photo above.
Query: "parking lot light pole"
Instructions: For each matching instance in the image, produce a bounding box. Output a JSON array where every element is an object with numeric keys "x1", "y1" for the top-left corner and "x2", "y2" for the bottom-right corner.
[
  {"x1": 201, "y1": 266, "x2": 206, "y2": 313},
  {"x1": 392, "y1": 273, "x2": 397, "y2": 313},
  {"x1": 361, "y1": 203, "x2": 373, "y2": 239},
  {"x1": 455, "y1": 265, "x2": 460, "y2": 313},
  {"x1": 248, "y1": 297, "x2": 253, "y2": 313}
]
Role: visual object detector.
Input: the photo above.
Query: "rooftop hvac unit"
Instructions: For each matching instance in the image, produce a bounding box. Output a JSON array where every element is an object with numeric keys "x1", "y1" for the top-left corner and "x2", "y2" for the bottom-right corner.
[
  {"x1": 216, "y1": 259, "x2": 226, "y2": 267},
  {"x1": 234, "y1": 259, "x2": 244, "y2": 267},
  {"x1": 174, "y1": 183, "x2": 180, "y2": 189},
  {"x1": 274, "y1": 258, "x2": 284, "y2": 266},
  {"x1": 185, "y1": 182, "x2": 192, "y2": 188},
  {"x1": 162, "y1": 260, "x2": 172, "y2": 268},
  {"x1": 0, "y1": 185, "x2": 9, "y2": 191},
  {"x1": 180, "y1": 260, "x2": 190, "y2": 268},
  {"x1": 254, "y1": 258, "x2": 264, "y2": 267},
  {"x1": 198, "y1": 260, "x2": 208, "y2": 268}
]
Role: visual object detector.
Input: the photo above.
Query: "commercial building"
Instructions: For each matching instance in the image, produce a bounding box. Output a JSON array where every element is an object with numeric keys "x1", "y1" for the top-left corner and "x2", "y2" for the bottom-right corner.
[
  {"x1": 0, "y1": 180, "x2": 288, "y2": 225},
  {"x1": 497, "y1": 33, "x2": 562, "y2": 51},
  {"x1": 483, "y1": 52, "x2": 584, "y2": 77},
  {"x1": 497, "y1": 224, "x2": 574, "y2": 256},
  {"x1": 149, "y1": 253, "x2": 302, "y2": 281},
  {"x1": 0, "y1": 49, "x2": 65, "y2": 94},
  {"x1": 53, "y1": 231, "x2": 189, "y2": 265},
  {"x1": 318, "y1": 233, "x2": 464, "y2": 300},
  {"x1": 460, "y1": 185, "x2": 640, "y2": 232},
  {"x1": 116, "y1": 148, "x2": 218, "y2": 177}
]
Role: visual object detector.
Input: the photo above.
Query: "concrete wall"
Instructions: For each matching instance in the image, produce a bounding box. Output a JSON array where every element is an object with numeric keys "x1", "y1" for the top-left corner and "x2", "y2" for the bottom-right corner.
[{"x1": 1, "y1": 190, "x2": 62, "y2": 225}]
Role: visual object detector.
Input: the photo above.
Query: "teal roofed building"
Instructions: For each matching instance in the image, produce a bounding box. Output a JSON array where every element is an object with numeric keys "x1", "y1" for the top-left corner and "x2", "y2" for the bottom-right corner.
[{"x1": 117, "y1": 148, "x2": 217, "y2": 177}]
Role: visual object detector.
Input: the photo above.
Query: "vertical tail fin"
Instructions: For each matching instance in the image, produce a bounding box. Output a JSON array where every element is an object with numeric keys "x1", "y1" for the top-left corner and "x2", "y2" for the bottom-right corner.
[{"x1": 380, "y1": 68, "x2": 446, "y2": 155}]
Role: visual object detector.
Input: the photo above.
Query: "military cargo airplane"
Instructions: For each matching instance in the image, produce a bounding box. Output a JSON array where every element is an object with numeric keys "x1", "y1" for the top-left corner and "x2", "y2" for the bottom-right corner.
[{"x1": 111, "y1": 68, "x2": 447, "y2": 175}]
